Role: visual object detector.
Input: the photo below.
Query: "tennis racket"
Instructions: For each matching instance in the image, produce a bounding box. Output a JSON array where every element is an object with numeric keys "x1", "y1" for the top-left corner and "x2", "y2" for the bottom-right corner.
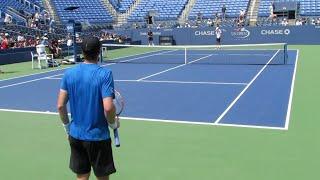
[{"x1": 113, "y1": 90, "x2": 124, "y2": 147}]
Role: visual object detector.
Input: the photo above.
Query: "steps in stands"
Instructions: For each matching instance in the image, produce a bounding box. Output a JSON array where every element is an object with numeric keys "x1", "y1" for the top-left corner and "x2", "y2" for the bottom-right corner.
[
  {"x1": 100, "y1": 0, "x2": 118, "y2": 23},
  {"x1": 179, "y1": 0, "x2": 197, "y2": 24},
  {"x1": 120, "y1": 0, "x2": 142, "y2": 25},
  {"x1": 42, "y1": 0, "x2": 61, "y2": 24},
  {"x1": 112, "y1": 0, "x2": 142, "y2": 27},
  {"x1": 247, "y1": 0, "x2": 261, "y2": 26}
]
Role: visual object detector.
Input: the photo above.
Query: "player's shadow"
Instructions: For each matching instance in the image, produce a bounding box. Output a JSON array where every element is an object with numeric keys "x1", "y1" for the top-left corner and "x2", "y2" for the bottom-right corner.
[{"x1": 0, "y1": 71, "x2": 18, "y2": 74}]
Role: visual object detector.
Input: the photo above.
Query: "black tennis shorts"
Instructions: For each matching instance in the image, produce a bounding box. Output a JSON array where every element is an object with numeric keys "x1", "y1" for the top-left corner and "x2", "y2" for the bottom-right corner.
[
  {"x1": 148, "y1": 37, "x2": 153, "y2": 41},
  {"x1": 216, "y1": 38, "x2": 221, "y2": 43},
  {"x1": 68, "y1": 136, "x2": 116, "y2": 177}
]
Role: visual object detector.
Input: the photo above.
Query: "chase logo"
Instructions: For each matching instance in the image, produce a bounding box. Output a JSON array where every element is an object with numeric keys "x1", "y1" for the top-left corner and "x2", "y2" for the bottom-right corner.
[
  {"x1": 194, "y1": 31, "x2": 215, "y2": 36},
  {"x1": 261, "y1": 29, "x2": 291, "y2": 35},
  {"x1": 231, "y1": 28, "x2": 250, "y2": 39}
]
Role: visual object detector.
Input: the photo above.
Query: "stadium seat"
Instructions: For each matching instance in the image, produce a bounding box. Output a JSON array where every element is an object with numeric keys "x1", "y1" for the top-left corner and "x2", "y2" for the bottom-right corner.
[{"x1": 258, "y1": 0, "x2": 320, "y2": 17}]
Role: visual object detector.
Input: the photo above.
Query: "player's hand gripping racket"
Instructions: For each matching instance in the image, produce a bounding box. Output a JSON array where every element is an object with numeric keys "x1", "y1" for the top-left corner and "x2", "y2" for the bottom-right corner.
[{"x1": 113, "y1": 90, "x2": 124, "y2": 147}]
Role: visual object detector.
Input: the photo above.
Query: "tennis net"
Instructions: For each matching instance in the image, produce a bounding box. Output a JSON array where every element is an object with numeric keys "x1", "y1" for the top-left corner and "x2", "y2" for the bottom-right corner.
[{"x1": 101, "y1": 43, "x2": 288, "y2": 65}]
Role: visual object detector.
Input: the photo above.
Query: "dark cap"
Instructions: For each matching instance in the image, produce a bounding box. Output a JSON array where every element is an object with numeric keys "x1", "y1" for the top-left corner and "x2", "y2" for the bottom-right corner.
[{"x1": 81, "y1": 36, "x2": 101, "y2": 53}]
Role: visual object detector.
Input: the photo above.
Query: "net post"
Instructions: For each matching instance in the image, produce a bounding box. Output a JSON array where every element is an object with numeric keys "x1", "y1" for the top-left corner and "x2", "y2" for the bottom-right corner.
[
  {"x1": 284, "y1": 43, "x2": 288, "y2": 64},
  {"x1": 100, "y1": 45, "x2": 103, "y2": 64},
  {"x1": 184, "y1": 47, "x2": 187, "y2": 64}
]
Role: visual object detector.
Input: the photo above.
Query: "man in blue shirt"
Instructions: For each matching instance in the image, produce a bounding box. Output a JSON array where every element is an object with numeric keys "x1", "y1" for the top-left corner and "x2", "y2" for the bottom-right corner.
[{"x1": 57, "y1": 36, "x2": 119, "y2": 180}]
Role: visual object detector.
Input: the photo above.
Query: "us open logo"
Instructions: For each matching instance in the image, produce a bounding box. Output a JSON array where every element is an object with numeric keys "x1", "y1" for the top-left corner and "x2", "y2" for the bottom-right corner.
[{"x1": 231, "y1": 28, "x2": 250, "y2": 39}]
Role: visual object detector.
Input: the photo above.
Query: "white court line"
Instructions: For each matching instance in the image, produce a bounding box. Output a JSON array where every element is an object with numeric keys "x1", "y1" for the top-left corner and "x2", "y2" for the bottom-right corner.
[
  {"x1": 46, "y1": 77, "x2": 62, "y2": 80},
  {"x1": 0, "y1": 74, "x2": 63, "y2": 89},
  {"x1": 107, "y1": 49, "x2": 165, "y2": 61},
  {"x1": 214, "y1": 49, "x2": 281, "y2": 124},
  {"x1": 137, "y1": 54, "x2": 213, "y2": 81},
  {"x1": 0, "y1": 50, "x2": 177, "y2": 89},
  {"x1": 0, "y1": 108, "x2": 286, "y2": 130},
  {"x1": 0, "y1": 49, "x2": 299, "y2": 83},
  {"x1": 161, "y1": 53, "x2": 271, "y2": 57},
  {"x1": 127, "y1": 80, "x2": 247, "y2": 86},
  {"x1": 117, "y1": 49, "x2": 178, "y2": 63},
  {"x1": 103, "y1": 43, "x2": 287, "y2": 49},
  {"x1": 284, "y1": 50, "x2": 299, "y2": 130},
  {"x1": 0, "y1": 68, "x2": 67, "y2": 82},
  {"x1": 0, "y1": 49, "x2": 172, "y2": 83},
  {"x1": 46, "y1": 78, "x2": 248, "y2": 86},
  {"x1": 45, "y1": 78, "x2": 249, "y2": 86}
]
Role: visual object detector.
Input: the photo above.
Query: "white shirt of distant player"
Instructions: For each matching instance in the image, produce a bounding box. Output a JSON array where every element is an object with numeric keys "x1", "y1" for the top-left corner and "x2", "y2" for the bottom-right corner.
[{"x1": 215, "y1": 27, "x2": 222, "y2": 39}]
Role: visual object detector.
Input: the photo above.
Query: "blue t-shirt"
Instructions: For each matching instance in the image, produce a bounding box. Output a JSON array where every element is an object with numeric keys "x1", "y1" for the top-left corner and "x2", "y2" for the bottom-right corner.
[{"x1": 60, "y1": 63, "x2": 114, "y2": 141}]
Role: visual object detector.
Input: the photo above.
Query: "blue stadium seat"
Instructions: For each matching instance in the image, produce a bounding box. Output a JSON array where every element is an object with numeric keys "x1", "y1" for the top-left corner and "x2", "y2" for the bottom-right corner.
[
  {"x1": 259, "y1": 0, "x2": 320, "y2": 17},
  {"x1": 51, "y1": 0, "x2": 113, "y2": 24},
  {"x1": 128, "y1": 0, "x2": 188, "y2": 22},
  {"x1": 189, "y1": 0, "x2": 250, "y2": 19}
]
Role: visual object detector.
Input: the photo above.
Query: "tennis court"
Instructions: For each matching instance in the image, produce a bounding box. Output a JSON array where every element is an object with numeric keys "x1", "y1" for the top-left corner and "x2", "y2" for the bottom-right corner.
[
  {"x1": 0, "y1": 44, "x2": 298, "y2": 130},
  {"x1": 1, "y1": 45, "x2": 319, "y2": 180}
]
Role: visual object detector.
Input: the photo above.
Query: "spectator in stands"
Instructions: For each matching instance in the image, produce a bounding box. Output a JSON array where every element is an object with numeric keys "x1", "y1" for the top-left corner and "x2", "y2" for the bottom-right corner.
[
  {"x1": 156, "y1": 23, "x2": 163, "y2": 30},
  {"x1": 207, "y1": 19, "x2": 213, "y2": 27},
  {"x1": 49, "y1": 19, "x2": 55, "y2": 33},
  {"x1": 1, "y1": 33, "x2": 9, "y2": 50},
  {"x1": 301, "y1": 17, "x2": 307, "y2": 25},
  {"x1": 196, "y1": 12, "x2": 203, "y2": 26},
  {"x1": 49, "y1": 39, "x2": 62, "y2": 58},
  {"x1": 40, "y1": 33, "x2": 49, "y2": 46},
  {"x1": 272, "y1": 2, "x2": 275, "y2": 13},
  {"x1": 17, "y1": 34, "x2": 26, "y2": 48},
  {"x1": 295, "y1": 19, "x2": 303, "y2": 26},
  {"x1": 0, "y1": 33, "x2": 3, "y2": 44},
  {"x1": 269, "y1": 3, "x2": 274, "y2": 16},
  {"x1": 34, "y1": 12, "x2": 40, "y2": 27},
  {"x1": 239, "y1": 9, "x2": 245, "y2": 19},
  {"x1": 221, "y1": 5, "x2": 227, "y2": 20},
  {"x1": 27, "y1": 37, "x2": 36, "y2": 47},
  {"x1": 214, "y1": 12, "x2": 221, "y2": 26},
  {"x1": 268, "y1": 2, "x2": 277, "y2": 23},
  {"x1": 316, "y1": 18, "x2": 320, "y2": 25},
  {"x1": 237, "y1": 10, "x2": 245, "y2": 27},
  {"x1": 44, "y1": 12, "x2": 50, "y2": 25},
  {"x1": 281, "y1": 18, "x2": 288, "y2": 26},
  {"x1": 4, "y1": 14, "x2": 12, "y2": 25}
]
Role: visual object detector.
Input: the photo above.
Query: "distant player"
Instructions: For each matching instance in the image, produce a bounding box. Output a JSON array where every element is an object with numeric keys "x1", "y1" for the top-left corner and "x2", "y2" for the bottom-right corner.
[
  {"x1": 147, "y1": 29, "x2": 154, "y2": 46},
  {"x1": 215, "y1": 25, "x2": 222, "y2": 49}
]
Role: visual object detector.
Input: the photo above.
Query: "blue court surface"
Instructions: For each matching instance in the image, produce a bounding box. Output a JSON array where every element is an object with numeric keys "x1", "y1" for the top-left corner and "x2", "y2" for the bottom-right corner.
[{"x1": 0, "y1": 49, "x2": 298, "y2": 130}]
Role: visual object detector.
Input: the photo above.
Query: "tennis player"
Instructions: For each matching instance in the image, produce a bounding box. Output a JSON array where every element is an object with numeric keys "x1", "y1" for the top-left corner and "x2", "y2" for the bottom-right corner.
[
  {"x1": 215, "y1": 25, "x2": 222, "y2": 49},
  {"x1": 57, "y1": 36, "x2": 119, "y2": 180},
  {"x1": 147, "y1": 29, "x2": 154, "y2": 46}
]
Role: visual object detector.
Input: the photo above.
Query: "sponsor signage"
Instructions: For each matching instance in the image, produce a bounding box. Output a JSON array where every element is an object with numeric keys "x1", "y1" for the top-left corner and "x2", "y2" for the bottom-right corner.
[
  {"x1": 140, "y1": 32, "x2": 161, "y2": 36},
  {"x1": 195, "y1": 31, "x2": 215, "y2": 36},
  {"x1": 261, "y1": 29, "x2": 291, "y2": 35},
  {"x1": 231, "y1": 28, "x2": 250, "y2": 39}
]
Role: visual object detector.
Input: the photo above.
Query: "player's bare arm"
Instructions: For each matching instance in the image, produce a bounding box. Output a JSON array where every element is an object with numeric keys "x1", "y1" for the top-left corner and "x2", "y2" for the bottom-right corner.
[
  {"x1": 57, "y1": 89, "x2": 69, "y2": 125},
  {"x1": 103, "y1": 97, "x2": 119, "y2": 128}
]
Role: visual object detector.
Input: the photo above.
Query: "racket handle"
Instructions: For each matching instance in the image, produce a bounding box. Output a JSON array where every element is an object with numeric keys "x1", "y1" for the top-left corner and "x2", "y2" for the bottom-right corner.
[{"x1": 113, "y1": 129, "x2": 120, "y2": 147}]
